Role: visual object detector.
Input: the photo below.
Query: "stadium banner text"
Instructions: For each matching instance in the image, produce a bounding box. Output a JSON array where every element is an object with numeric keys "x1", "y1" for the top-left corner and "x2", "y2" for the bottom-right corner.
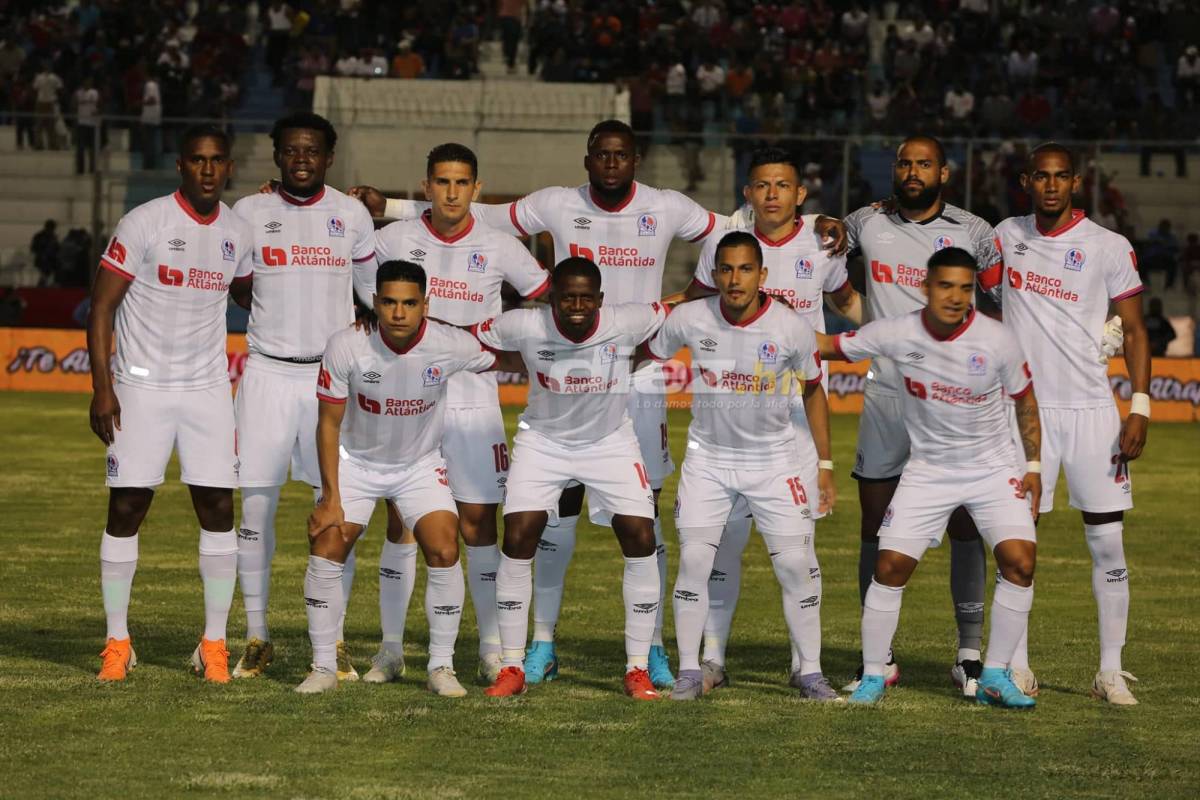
[{"x1": 3, "y1": 328, "x2": 1198, "y2": 421}]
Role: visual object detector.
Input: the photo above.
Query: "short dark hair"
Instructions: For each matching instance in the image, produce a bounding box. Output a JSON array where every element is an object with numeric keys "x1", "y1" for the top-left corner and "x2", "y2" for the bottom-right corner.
[
  {"x1": 426, "y1": 142, "x2": 478, "y2": 179},
  {"x1": 270, "y1": 111, "x2": 337, "y2": 152},
  {"x1": 178, "y1": 124, "x2": 230, "y2": 154},
  {"x1": 376, "y1": 260, "x2": 426, "y2": 293},
  {"x1": 926, "y1": 246, "x2": 977, "y2": 276},
  {"x1": 714, "y1": 230, "x2": 763, "y2": 267},
  {"x1": 551, "y1": 256, "x2": 602, "y2": 290},
  {"x1": 587, "y1": 119, "x2": 636, "y2": 149},
  {"x1": 899, "y1": 135, "x2": 946, "y2": 167},
  {"x1": 1027, "y1": 141, "x2": 1077, "y2": 175},
  {"x1": 747, "y1": 146, "x2": 800, "y2": 175}
]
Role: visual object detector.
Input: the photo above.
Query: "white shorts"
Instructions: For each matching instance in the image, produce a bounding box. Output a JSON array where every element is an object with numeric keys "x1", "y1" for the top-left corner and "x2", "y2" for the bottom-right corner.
[
  {"x1": 442, "y1": 404, "x2": 509, "y2": 504},
  {"x1": 852, "y1": 385, "x2": 909, "y2": 481},
  {"x1": 878, "y1": 460, "x2": 1037, "y2": 561},
  {"x1": 337, "y1": 450, "x2": 457, "y2": 530},
  {"x1": 106, "y1": 381, "x2": 237, "y2": 489},
  {"x1": 629, "y1": 386, "x2": 674, "y2": 489},
  {"x1": 505, "y1": 420, "x2": 655, "y2": 523},
  {"x1": 1038, "y1": 405, "x2": 1133, "y2": 515},
  {"x1": 728, "y1": 441, "x2": 826, "y2": 523},
  {"x1": 235, "y1": 355, "x2": 319, "y2": 488},
  {"x1": 674, "y1": 457, "x2": 816, "y2": 537}
]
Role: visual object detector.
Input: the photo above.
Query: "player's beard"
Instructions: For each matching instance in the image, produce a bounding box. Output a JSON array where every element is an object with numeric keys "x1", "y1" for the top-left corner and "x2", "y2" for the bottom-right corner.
[
  {"x1": 590, "y1": 177, "x2": 633, "y2": 206},
  {"x1": 893, "y1": 180, "x2": 941, "y2": 212}
]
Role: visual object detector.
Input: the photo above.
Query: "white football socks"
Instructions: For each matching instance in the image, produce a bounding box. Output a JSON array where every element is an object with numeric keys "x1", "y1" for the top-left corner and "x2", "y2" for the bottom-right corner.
[
  {"x1": 425, "y1": 561, "x2": 465, "y2": 672},
  {"x1": 862, "y1": 579, "x2": 905, "y2": 677},
  {"x1": 465, "y1": 544, "x2": 501, "y2": 657},
  {"x1": 702, "y1": 516, "x2": 750, "y2": 666},
  {"x1": 763, "y1": 533, "x2": 820, "y2": 676},
  {"x1": 305, "y1": 555, "x2": 344, "y2": 673},
  {"x1": 199, "y1": 528, "x2": 237, "y2": 641},
  {"x1": 673, "y1": 527, "x2": 722, "y2": 673},
  {"x1": 623, "y1": 553, "x2": 660, "y2": 672},
  {"x1": 652, "y1": 515, "x2": 667, "y2": 648},
  {"x1": 337, "y1": 545, "x2": 356, "y2": 642},
  {"x1": 237, "y1": 486, "x2": 279, "y2": 641},
  {"x1": 100, "y1": 531, "x2": 138, "y2": 640},
  {"x1": 531, "y1": 514, "x2": 577, "y2": 642},
  {"x1": 495, "y1": 553, "x2": 533, "y2": 668},
  {"x1": 984, "y1": 577, "x2": 1034, "y2": 670},
  {"x1": 379, "y1": 540, "x2": 417, "y2": 655},
  {"x1": 1086, "y1": 522, "x2": 1129, "y2": 672}
]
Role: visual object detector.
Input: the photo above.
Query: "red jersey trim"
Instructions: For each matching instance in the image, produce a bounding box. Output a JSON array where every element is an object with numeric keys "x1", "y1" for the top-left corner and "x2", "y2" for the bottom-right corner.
[
  {"x1": 978, "y1": 261, "x2": 1003, "y2": 290},
  {"x1": 921, "y1": 307, "x2": 976, "y2": 341},
  {"x1": 645, "y1": 341, "x2": 671, "y2": 362},
  {"x1": 829, "y1": 278, "x2": 851, "y2": 295},
  {"x1": 508, "y1": 202, "x2": 530, "y2": 236},
  {"x1": 1111, "y1": 285, "x2": 1144, "y2": 303},
  {"x1": 278, "y1": 186, "x2": 326, "y2": 206},
  {"x1": 552, "y1": 307, "x2": 601, "y2": 343},
  {"x1": 173, "y1": 191, "x2": 219, "y2": 225},
  {"x1": 352, "y1": 251, "x2": 376, "y2": 263},
  {"x1": 317, "y1": 392, "x2": 347, "y2": 404},
  {"x1": 754, "y1": 217, "x2": 804, "y2": 247},
  {"x1": 690, "y1": 276, "x2": 715, "y2": 292},
  {"x1": 1129, "y1": 250, "x2": 1139, "y2": 271},
  {"x1": 99, "y1": 257, "x2": 134, "y2": 281},
  {"x1": 380, "y1": 319, "x2": 426, "y2": 354},
  {"x1": 524, "y1": 277, "x2": 551, "y2": 300},
  {"x1": 689, "y1": 211, "x2": 717, "y2": 242},
  {"x1": 1035, "y1": 209, "x2": 1086, "y2": 237},
  {"x1": 1009, "y1": 381, "x2": 1034, "y2": 400},
  {"x1": 832, "y1": 334, "x2": 849, "y2": 361},
  {"x1": 720, "y1": 293, "x2": 773, "y2": 327},
  {"x1": 588, "y1": 182, "x2": 638, "y2": 213},
  {"x1": 421, "y1": 210, "x2": 474, "y2": 243}
]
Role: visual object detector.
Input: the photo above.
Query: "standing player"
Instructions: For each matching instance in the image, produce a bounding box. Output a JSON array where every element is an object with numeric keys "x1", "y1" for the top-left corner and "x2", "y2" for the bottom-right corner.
[
  {"x1": 473, "y1": 257, "x2": 668, "y2": 700},
  {"x1": 821, "y1": 247, "x2": 1043, "y2": 709},
  {"x1": 366, "y1": 143, "x2": 550, "y2": 684},
  {"x1": 228, "y1": 112, "x2": 378, "y2": 680},
  {"x1": 88, "y1": 125, "x2": 254, "y2": 682},
  {"x1": 296, "y1": 260, "x2": 510, "y2": 695},
  {"x1": 841, "y1": 135, "x2": 1004, "y2": 696},
  {"x1": 669, "y1": 147, "x2": 861, "y2": 693},
  {"x1": 996, "y1": 143, "x2": 1150, "y2": 705},
  {"x1": 643, "y1": 231, "x2": 836, "y2": 701}
]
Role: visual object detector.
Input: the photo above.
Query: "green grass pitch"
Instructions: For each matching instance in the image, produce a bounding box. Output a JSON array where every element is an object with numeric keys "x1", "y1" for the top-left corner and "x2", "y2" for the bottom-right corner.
[{"x1": 1, "y1": 392, "x2": 1197, "y2": 799}]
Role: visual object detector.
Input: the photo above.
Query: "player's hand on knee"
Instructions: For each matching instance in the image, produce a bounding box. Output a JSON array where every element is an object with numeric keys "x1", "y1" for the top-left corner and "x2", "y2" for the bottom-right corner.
[
  {"x1": 1018, "y1": 472, "x2": 1042, "y2": 523},
  {"x1": 308, "y1": 500, "x2": 345, "y2": 540},
  {"x1": 89, "y1": 385, "x2": 121, "y2": 445},
  {"x1": 347, "y1": 185, "x2": 386, "y2": 218},
  {"x1": 1119, "y1": 413, "x2": 1147, "y2": 461},
  {"x1": 817, "y1": 468, "x2": 836, "y2": 515},
  {"x1": 257, "y1": 178, "x2": 280, "y2": 194}
]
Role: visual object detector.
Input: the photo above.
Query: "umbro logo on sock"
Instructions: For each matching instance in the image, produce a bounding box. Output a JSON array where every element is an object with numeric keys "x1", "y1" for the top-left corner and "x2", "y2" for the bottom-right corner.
[
  {"x1": 674, "y1": 590, "x2": 699, "y2": 602},
  {"x1": 379, "y1": 567, "x2": 405, "y2": 579},
  {"x1": 799, "y1": 595, "x2": 820, "y2": 609},
  {"x1": 480, "y1": 572, "x2": 496, "y2": 582},
  {"x1": 304, "y1": 597, "x2": 328, "y2": 609},
  {"x1": 633, "y1": 602, "x2": 659, "y2": 614},
  {"x1": 433, "y1": 605, "x2": 462, "y2": 616},
  {"x1": 237, "y1": 528, "x2": 259, "y2": 541},
  {"x1": 1106, "y1": 568, "x2": 1128, "y2": 582},
  {"x1": 497, "y1": 601, "x2": 524, "y2": 610},
  {"x1": 956, "y1": 602, "x2": 985, "y2": 614},
  {"x1": 709, "y1": 570, "x2": 726, "y2": 581},
  {"x1": 809, "y1": 568, "x2": 821, "y2": 577},
  {"x1": 536, "y1": 540, "x2": 557, "y2": 552}
]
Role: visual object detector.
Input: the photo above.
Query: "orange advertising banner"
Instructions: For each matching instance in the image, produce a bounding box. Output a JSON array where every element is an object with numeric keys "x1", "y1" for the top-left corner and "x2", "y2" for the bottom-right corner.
[{"x1": 4, "y1": 328, "x2": 1199, "y2": 422}]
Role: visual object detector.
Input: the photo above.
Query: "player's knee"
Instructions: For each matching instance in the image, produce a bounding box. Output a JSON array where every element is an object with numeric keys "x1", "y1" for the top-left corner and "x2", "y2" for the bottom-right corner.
[
  {"x1": 999, "y1": 558, "x2": 1035, "y2": 587},
  {"x1": 613, "y1": 516, "x2": 655, "y2": 558},
  {"x1": 873, "y1": 553, "x2": 914, "y2": 587},
  {"x1": 191, "y1": 486, "x2": 233, "y2": 529},
  {"x1": 107, "y1": 488, "x2": 154, "y2": 535},
  {"x1": 422, "y1": 539, "x2": 460, "y2": 568},
  {"x1": 310, "y1": 528, "x2": 350, "y2": 562},
  {"x1": 457, "y1": 505, "x2": 497, "y2": 546}
]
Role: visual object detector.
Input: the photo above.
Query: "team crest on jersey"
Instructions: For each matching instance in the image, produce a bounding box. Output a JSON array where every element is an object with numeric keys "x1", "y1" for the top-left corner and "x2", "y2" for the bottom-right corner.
[
  {"x1": 1064, "y1": 247, "x2": 1085, "y2": 271},
  {"x1": 600, "y1": 342, "x2": 619, "y2": 364},
  {"x1": 967, "y1": 352, "x2": 987, "y2": 375},
  {"x1": 422, "y1": 364, "x2": 443, "y2": 386},
  {"x1": 934, "y1": 234, "x2": 954, "y2": 251},
  {"x1": 221, "y1": 238, "x2": 236, "y2": 261},
  {"x1": 758, "y1": 341, "x2": 779, "y2": 364},
  {"x1": 468, "y1": 251, "x2": 488, "y2": 273},
  {"x1": 794, "y1": 257, "x2": 814, "y2": 279},
  {"x1": 881, "y1": 506, "x2": 894, "y2": 527},
  {"x1": 637, "y1": 214, "x2": 657, "y2": 237},
  {"x1": 106, "y1": 453, "x2": 119, "y2": 478},
  {"x1": 327, "y1": 216, "x2": 345, "y2": 238}
]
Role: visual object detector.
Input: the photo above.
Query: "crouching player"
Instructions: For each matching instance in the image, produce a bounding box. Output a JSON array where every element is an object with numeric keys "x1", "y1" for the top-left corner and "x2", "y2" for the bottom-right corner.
[
  {"x1": 296, "y1": 260, "x2": 510, "y2": 696},
  {"x1": 644, "y1": 231, "x2": 837, "y2": 700},
  {"x1": 820, "y1": 247, "x2": 1043, "y2": 708}
]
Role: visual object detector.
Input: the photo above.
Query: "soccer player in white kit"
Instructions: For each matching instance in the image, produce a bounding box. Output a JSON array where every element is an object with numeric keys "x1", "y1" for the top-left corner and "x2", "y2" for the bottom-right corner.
[
  {"x1": 88, "y1": 126, "x2": 254, "y2": 683},
  {"x1": 643, "y1": 231, "x2": 836, "y2": 701},
  {"x1": 821, "y1": 247, "x2": 1043, "y2": 709},
  {"x1": 670, "y1": 147, "x2": 862, "y2": 695},
  {"x1": 295, "y1": 260, "x2": 514, "y2": 696},
  {"x1": 228, "y1": 112, "x2": 378, "y2": 680},
  {"x1": 367, "y1": 143, "x2": 550, "y2": 684},
  {"x1": 841, "y1": 135, "x2": 1004, "y2": 696},
  {"x1": 473, "y1": 257, "x2": 668, "y2": 700},
  {"x1": 996, "y1": 143, "x2": 1150, "y2": 705}
]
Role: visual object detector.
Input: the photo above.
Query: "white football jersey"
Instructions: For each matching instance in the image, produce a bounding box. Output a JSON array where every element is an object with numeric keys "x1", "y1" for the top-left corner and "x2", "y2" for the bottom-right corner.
[
  {"x1": 474, "y1": 302, "x2": 667, "y2": 445},
  {"x1": 844, "y1": 203, "x2": 1001, "y2": 394},
  {"x1": 648, "y1": 295, "x2": 822, "y2": 469},
  {"x1": 316, "y1": 321, "x2": 496, "y2": 470},
  {"x1": 232, "y1": 186, "x2": 377, "y2": 361},
  {"x1": 374, "y1": 211, "x2": 550, "y2": 407},
  {"x1": 834, "y1": 309, "x2": 1033, "y2": 468},
  {"x1": 100, "y1": 191, "x2": 253, "y2": 390},
  {"x1": 693, "y1": 219, "x2": 848, "y2": 333}
]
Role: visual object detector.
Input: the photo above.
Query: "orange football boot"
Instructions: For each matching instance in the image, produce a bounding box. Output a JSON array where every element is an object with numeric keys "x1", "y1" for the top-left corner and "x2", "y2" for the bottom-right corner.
[
  {"x1": 484, "y1": 666, "x2": 527, "y2": 697},
  {"x1": 623, "y1": 667, "x2": 660, "y2": 700},
  {"x1": 97, "y1": 637, "x2": 136, "y2": 681},
  {"x1": 192, "y1": 638, "x2": 231, "y2": 683}
]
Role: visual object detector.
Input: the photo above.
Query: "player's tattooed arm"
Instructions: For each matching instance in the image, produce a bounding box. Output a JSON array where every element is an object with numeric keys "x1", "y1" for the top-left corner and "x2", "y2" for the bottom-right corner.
[
  {"x1": 86, "y1": 268, "x2": 132, "y2": 445},
  {"x1": 309, "y1": 398, "x2": 348, "y2": 540},
  {"x1": 1013, "y1": 388, "x2": 1043, "y2": 519},
  {"x1": 1114, "y1": 293, "x2": 1150, "y2": 460}
]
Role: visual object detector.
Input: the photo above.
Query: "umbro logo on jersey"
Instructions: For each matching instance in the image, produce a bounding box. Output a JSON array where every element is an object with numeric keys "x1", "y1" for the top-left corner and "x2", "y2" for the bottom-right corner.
[
  {"x1": 633, "y1": 602, "x2": 659, "y2": 614},
  {"x1": 433, "y1": 605, "x2": 461, "y2": 615},
  {"x1": 674, "y1": 590, "x2": 700, "y2": 602},
  {"x1": 699, "y1": 338, "x2": 718, "y2": 352},
  {"x1": 410, "y1": 249, "x2": 426, "y2": 259},
  {"x1": 1014, "y1": 242, "x2": 1029, "y2": 255},
  {"x1": 264, "y1": 221, "x2": 282, "y2": 233},
  {"x1": 536, "y1": 349, "x2": 554, "y2": 361},
  {"x1": 168, "y1": 238, "x2": 186, "y2": 251},
  {"x1": 875, "y1": 230, "x2": 896, "y2": 243},
  {"x1": 905, "y1": 351, "x2": 925, "y2": 361},
  {"x1": 362, "y1": 370, "x2": 381, "y2": 384},
  {"x1": 573, "y1": 217, "x2": 591, "y2": 229}
]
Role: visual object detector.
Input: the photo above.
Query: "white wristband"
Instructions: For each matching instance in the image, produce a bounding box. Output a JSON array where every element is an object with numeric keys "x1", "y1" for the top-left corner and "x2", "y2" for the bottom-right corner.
[
  {"x1": 1130, "y1": 392, "x2": 1150, "y2": 418},
  {"x1": 1025, "y1": 461, "x2": 1041, "y2": 474},
  {"x1": 818, "y1": 460, "x2": 834, "y2": 471}
]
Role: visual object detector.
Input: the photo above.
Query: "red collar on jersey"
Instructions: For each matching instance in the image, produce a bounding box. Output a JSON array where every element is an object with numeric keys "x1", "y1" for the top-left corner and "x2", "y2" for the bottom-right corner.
[
  {"x1": 588, "y1": 182, "x2": 638, "y2": 213},
  {"x1": 1035, "y1": 209, "x2": 1086, "y2": 237},
  {"x1": 720, "y1": 293, "x2": 773, "y2": 327},
  {"x1": 173, "y1": 191, "x2": 219, "y2": 225},
  {"x1": 921, "y1": 306, "x2": 976, "y2": 341},
  {"x1": 754, "y1": 216, "x2": 804, "y2": 247},
  {"x1": 278, "y1": 186, "x2": 326, "y2": 206},
  {"x1": 421, "y1": 209, "x2": 475, "y2": 243},
  {"x1": 552, "y1": 306, "x2": 601, "y2": 343},
  {"x1": 379, "y1": 319, "x2": 427, "y2": 355}
]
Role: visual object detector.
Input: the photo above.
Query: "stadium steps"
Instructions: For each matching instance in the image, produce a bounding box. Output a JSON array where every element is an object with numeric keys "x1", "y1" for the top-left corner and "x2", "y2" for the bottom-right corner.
[
  {"x1": 478, "y1": 39, "x2": 534, "y2": 83},
  {"x1": 234, "y1": 51, "x2": 287, "y2": 127}
]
